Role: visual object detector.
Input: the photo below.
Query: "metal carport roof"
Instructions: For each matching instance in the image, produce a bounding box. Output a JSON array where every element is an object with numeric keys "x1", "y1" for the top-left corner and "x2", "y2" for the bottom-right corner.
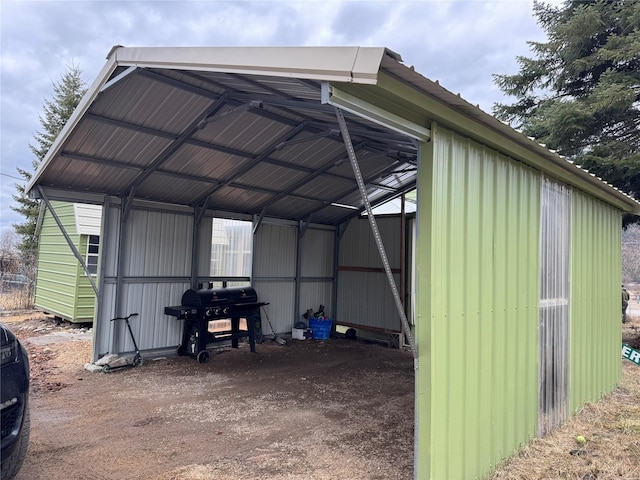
[
  {"x1": 26, "y1": 46, "x2": 423, "y2": 226},
  {"x1": 26, "y1": 45, "x2": 640, "y2": 219}
]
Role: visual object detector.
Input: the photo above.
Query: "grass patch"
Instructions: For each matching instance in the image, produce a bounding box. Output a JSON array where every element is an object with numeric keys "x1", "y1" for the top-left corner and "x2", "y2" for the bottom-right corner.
[
  {"x1": 0, "y1": 285, "x2": 33, "y2": 311},
  {"x1": 490, "y1": 316, "x2": 640, "y2": 479}
]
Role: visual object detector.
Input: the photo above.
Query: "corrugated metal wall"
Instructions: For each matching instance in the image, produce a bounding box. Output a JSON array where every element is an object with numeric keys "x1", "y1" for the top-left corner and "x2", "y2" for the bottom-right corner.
[
  {"x1": 337, "y1": 216, "x2": 403, "y2": 331},
  {"x1": 299, "y1": 227, "x2": 334, "y2": 319},
  {"x1": 415, "y1": 124, "x2": 540, "y2": 480},
  {"x1": 253, "y1": 221, "x2": 335, "y2": 333},
  {"x1": 570, "y1": 190, "x2": 621, "y2": 412},
  {"x1": 96, "y1": 205, "x2": 196, "y2": 358},
  {"x1": 252, "y1": 222, "x2": 298, "y2": 333}
]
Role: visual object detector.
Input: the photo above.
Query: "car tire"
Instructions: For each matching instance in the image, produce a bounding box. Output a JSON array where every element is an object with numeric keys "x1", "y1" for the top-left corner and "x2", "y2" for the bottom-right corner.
[{"x1": 1, "y1": 403, "x2": 30, "y2": 480}]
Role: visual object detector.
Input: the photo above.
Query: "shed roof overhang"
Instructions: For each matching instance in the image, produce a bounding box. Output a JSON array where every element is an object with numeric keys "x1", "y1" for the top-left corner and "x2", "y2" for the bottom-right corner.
[{"x1": 26, "y1": 46, "x2": 640, "y2": 222}]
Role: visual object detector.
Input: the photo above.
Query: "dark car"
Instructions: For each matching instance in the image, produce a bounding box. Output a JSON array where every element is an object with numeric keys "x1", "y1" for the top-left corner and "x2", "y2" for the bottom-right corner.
[{"x1": 1, "y1": 323, "x2": 30, "y2": 479}]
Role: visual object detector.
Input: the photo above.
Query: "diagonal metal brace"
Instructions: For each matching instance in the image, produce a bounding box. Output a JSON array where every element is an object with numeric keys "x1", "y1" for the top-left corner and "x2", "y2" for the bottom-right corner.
[
  {"x1": 37, "y1": 186, "x2": 99, "y2": 297},
  {"x1": 334, "y1": 108, "x2": 418, "y2": 365}
]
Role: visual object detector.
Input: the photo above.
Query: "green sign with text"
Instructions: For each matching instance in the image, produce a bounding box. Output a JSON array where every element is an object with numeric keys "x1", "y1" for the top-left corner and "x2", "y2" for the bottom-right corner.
[{"x1": 622, "y1": 344, "x2": 640, "y2": 366}]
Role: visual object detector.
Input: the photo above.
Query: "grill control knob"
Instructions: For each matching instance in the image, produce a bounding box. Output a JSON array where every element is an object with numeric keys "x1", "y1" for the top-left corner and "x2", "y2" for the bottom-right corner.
[{"x1": 223, "y1": 306, "x2": 230, "y2": 315}]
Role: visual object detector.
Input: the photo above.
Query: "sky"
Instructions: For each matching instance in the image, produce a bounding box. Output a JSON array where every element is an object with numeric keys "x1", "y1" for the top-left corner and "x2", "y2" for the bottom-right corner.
[{"x1": 0, "y1": 0, "x2": 559, "y2": 237}]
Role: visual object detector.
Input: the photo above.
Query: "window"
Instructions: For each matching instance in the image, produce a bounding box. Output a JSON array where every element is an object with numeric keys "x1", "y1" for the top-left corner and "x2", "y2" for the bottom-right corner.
[
  {"x1": 86, "y1": 235, "x2": 99, "y2": 276},
  {"x1": 210, "y1": 219, "x2": 252, "y2": 277}
]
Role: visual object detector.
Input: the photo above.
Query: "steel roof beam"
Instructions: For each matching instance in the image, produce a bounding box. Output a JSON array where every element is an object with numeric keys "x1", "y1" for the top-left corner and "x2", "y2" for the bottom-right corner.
[
  {"x1": 233, "y1": 73, "x2": 297, "y2": 99},
  {"x1": 227, "y1": 92, "x2": 335, "y2": 113},
  {"x1": 252, "y1": 141, "x2": 368, "y2": 213},
  {"x1": 86, "y1": 113, "x2": 178, "y2": 140},
  {"x1": 226, "y1": 181, "x2": 326, "y2": 204},
  {"x1": 60, "y1": 151, "x2": 144, "y2": 172},
  {"x1": 61, "y1": 119, "x2": 374, "y2": 188},
  {"x1": 300, "y1": 157, "x2": 416, "y2": 223},
  {"x1": 139, "y1": 68, "x2": 224, "y2": 102},
  {"x1": 191, "y1": 121, "x2": 309, "y2": 206},
  {"x1": 123, "y1": 96, "x2": 228, "y2": 192},
  {"x1": 342, "y1": 184, "x2": 418, "y2": 222},
  {"x1": 227, "y1": 93, "x2": 418, "y2": 154},
  {"x1": 144, "y1": 68, "x2": 412, "y2": 151},
  {"x1": 197, "y1": 100, "x2": 263, "y2": 128},
  {"x1": 142, "y1": 68, "x2": 303, "y2": 129},
  {"x1": 252, "y1": 208, "x2": 267, "y2": 235}
]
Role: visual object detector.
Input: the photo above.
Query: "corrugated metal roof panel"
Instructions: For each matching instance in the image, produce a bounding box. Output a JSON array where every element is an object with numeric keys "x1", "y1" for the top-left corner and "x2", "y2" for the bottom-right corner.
[
  {"x1": 136, "y1": 174, "x2": 215, "y2": 205},
  {"x1": 208, "y1": 185, "x2": 274, "y2": 213},
  {"x1": 235, "y1": 163, "x2": 308, "y2": 191},
  {"x1": 64, "y1": 118, "x2": 174, "y2": 166},
  {"x1": 26, "y1": 47, "x2": 420, "y2": 223},
  {"x1": 379, "y1": 54, "x2": 640, "y2": 213},
  {"x1": 39, "y1": 159, "x2": 140, "y2": 195},
  {"x1": 161, "y1": 144, "x2": 250, "y2": 179},
  {"x1": 266, "y1": 196, "x2": 324, "y2": 220},
  {"x1": 92, "y1": 72, "x2": 214, "y2": 134},
  {"x1": 28, "y1": 45, "x2": 635, "y2": 228},
  {"x1": 269, "y1": 135, "x2": 345, "y2": 168},
  {"x1": 291, "y1": 175, "x2": 354, "y2": 202},
  {"x1": 195, "y1": 109, "x2": 296, "y2": 151}
]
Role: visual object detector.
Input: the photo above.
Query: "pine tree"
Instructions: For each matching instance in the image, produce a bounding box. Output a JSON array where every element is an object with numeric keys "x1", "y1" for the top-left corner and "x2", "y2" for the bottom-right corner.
[
  {"x1": 12, "y1": 65, "x2": 87, "y2": 271},
  {"x1": 493, "y1": 0, "x2": 640, "y2": 210}
]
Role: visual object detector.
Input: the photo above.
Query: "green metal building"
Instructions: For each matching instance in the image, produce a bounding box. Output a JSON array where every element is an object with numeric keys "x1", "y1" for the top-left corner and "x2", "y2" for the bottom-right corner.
[
  {"x1": 34, "y1": 201, "x2": 101, "y2": 323},
  {"x1": 24, "y1": 46, "x2": 640, "y2": 479},
  {"x1": 415, "y1": 124, "x2": 623, "y2": 478}
]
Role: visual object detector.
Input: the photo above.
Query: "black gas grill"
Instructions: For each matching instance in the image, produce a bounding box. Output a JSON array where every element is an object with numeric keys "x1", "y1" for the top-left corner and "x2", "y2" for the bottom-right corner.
[{"x1": 164, "y1": 286, "x2": 267, "y2": 363}]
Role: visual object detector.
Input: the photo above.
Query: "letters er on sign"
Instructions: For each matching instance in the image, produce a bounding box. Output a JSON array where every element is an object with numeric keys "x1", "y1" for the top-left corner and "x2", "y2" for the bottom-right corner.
[{"x1": 621, "y1": 344, "x2": 640, "y2": 366}]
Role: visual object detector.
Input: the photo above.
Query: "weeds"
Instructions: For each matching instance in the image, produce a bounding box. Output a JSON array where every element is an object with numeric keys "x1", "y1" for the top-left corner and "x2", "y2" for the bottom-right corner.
[{"x1": 0, "y1": 283, "x2": 33, "y2": 311}]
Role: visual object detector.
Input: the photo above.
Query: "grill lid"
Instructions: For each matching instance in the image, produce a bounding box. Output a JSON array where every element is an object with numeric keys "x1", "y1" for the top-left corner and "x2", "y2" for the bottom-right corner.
[{"x1": 181, "y1": 287, "x2": 258, "y2": 308}]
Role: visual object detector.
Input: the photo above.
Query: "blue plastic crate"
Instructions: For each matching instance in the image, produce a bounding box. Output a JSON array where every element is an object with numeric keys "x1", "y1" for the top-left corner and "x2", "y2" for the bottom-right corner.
[{"x1": 309, "y1": 318, "x2": 332, "y2": 340}]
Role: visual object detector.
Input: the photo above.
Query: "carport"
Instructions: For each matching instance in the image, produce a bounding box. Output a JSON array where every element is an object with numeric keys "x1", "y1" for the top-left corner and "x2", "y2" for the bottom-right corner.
[{"x1": 27, "y1": 46, "x2": 640, "y2": 479}]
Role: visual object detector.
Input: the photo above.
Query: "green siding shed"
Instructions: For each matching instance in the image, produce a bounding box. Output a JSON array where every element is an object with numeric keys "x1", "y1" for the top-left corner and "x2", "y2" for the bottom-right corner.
[{"x1": 34, "y1": 201, "x2": 101, "y2": 323}]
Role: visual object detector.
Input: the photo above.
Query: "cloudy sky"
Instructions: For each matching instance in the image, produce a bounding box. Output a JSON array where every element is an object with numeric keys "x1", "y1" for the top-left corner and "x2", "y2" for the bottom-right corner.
[{"x1": 0, "y1": 0, "x2": 557, "y2": 235}]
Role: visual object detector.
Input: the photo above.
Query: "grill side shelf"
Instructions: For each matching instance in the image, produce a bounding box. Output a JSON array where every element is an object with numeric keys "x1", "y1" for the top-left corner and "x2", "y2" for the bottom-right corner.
[{"x1": 164, "y1": 306, "x2": 198, "y2": 319}]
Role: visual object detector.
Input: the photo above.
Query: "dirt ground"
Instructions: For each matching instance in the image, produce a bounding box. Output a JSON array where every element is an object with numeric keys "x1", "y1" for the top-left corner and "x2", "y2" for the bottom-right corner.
[
  {"x1": 2, "y1": 312, "x2": 415, "y2": 480},
  {"x1": 4, "y1": 311, "x2": 640, "y2": 480}
]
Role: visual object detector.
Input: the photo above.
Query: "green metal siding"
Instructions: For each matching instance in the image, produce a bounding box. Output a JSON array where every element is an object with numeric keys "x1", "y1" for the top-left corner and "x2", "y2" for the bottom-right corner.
[
  {"x1": 570, "y1": 190, "x2": 621, "y2": 412},
  {"x1": 34, "y1": 201, "x2": 96, "y2": 322},
  {"x1": 416, "y1": 124, "x2": 540, "y2": 479},
  {"x1": 75, "y1": 235, "x2": 98, "y2": 321}
]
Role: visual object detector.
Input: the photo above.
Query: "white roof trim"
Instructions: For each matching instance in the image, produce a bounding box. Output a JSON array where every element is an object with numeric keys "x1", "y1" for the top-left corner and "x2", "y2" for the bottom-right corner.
[{"x1": 112, "y1": 46, "x2": 389, "y2": 84}]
